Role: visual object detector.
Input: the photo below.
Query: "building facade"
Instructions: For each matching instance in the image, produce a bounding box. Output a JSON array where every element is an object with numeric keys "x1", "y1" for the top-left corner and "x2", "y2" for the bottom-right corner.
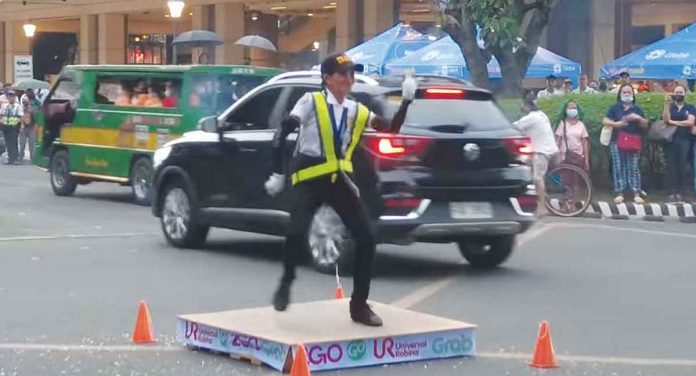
[{"x1": 0, "y1": 0, "x2": 693, "y2": 83}]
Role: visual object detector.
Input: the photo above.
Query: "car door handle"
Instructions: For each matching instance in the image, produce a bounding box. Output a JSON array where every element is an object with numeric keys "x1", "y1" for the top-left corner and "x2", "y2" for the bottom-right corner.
[{"x1": 239, "y1": 147, "x2": 257, "y2": 152}]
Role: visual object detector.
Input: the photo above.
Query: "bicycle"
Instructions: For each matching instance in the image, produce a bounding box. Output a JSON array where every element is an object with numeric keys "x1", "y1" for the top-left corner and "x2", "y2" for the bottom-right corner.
[{"x1": 544, "y1": 163, "x2": 593, "y2": 217}]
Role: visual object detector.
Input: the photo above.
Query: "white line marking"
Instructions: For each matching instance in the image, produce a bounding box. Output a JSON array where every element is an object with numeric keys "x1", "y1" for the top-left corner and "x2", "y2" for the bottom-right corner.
[
  {"x1": 1, "y1": 343, "x2": 695, "y2": 367},
  {"x1": 634, "y1": 204, "x2": 646, "y2": 217},
  {"x1": 0, "y1": 232, "x2": 156, "y2": 242},
  {"x1": 598, "y1": 201, "x2": 612, "y2": 217},
  {"x1": 650, "y1": 203, "x2": 663, "y2": 217},
  {"x1": 667, "y1": 204, "x2": 679, "y2": 217},
  {"x1": 0, "y1": 343, "x2": 182, "y2": 352},
  {"x1": 617, "y1": 203, "x2": 629, "y2": 216},
  {"x1": 559, "y1": 222, "x2": 696, "y2": 240},
  {"x1": 478, "y1": 351, "x2": 696, "y2": 367},
  {"x1": 685, "y1": 204, "x2": 695, "y2": 217},
  {"x1": 390, "y1": 224, "x2": 556, "y2": 309}
]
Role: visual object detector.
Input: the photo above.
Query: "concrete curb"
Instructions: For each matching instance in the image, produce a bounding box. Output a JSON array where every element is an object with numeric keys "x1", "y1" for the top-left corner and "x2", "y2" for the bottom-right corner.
[{"x1": 581, "y1": 202, "x2": 696, "y2": 222}]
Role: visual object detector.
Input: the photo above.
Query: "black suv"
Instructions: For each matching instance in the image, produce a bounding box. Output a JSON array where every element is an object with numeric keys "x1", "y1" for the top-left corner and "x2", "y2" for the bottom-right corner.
[{"x1": 151, "y1": 76, "x2": 537, "y2": 274}]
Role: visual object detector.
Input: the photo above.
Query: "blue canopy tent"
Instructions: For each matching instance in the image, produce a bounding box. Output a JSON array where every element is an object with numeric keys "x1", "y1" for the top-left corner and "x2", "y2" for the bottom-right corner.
[
  {"x1": 384, "y1": 35, "x2": 582, "y2": 85},
  {"x1": 343, "y1": 23, "x2": 434, "y2": 75},
  {"x1": 600, "y1": 22, "x2": 696, "y2": 79},
  {"x1": 383, "y1": 36, "x2": 470, "y2": 79}
]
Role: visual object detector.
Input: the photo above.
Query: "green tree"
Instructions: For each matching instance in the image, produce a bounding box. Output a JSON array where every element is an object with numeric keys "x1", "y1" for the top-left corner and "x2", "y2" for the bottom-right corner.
[{"x1": 435, "y1": 0, "x2": 558, "y2": 95}]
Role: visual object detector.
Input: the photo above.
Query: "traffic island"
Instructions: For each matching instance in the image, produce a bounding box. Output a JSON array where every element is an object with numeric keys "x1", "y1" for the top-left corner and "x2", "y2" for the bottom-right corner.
[{"x1": 177, "y1": 299, "x2": 476, "y2": 372}]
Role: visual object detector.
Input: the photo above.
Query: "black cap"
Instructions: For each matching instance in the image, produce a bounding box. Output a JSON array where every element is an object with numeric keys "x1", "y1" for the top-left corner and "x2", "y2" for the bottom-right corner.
[
  {"x1": 619, "y1": 71, "x2": 630, "y2": 78},
  {"x1": 320, "y1": 53, "x2": 364, "y2": 76}
]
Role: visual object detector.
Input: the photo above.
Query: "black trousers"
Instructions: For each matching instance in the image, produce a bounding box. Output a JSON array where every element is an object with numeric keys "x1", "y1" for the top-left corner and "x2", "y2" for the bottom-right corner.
[
  {"x1": 665, "y1": 135, "x2": 692, "y2": 195},
  {"x1": 2, "y1": 125, "x2": 19, "y2": 163},
  {"x1": 281, "y1": 174, "x2": 376, "y2": 303}
]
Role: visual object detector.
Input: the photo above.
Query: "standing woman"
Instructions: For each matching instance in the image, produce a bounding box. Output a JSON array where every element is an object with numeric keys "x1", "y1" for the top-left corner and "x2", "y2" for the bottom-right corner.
[
  {"x1": 555, "y1": 100, "x2": 589, "y2": 170},
  {"x1": 662, "y1": 85, "x2": 696, "y2": 202},
  {"x1": 602, "y1": 84, "x2": 649, "y2": 204}
]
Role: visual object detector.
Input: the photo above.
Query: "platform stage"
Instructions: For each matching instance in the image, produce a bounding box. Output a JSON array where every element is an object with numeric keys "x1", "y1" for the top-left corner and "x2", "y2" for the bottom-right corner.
[{"x1": 177, "y1": 299, "x2": 476, "y2": 372}]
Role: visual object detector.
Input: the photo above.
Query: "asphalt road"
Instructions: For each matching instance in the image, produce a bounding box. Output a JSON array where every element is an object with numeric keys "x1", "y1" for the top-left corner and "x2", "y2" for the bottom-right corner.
[{"x1": 1, "y1": 165, "x2": 696, "y2": 376}]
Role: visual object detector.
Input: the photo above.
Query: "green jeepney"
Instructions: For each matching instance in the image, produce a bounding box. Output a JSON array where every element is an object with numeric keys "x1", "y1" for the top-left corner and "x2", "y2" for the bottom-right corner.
[{"x1": 34, "y1": 64, "x2": 282, "y2": 205}]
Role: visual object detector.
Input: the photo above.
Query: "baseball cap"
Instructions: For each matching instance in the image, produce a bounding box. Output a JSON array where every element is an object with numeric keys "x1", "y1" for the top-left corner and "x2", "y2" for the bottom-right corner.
[
  {"x1": 619, "y1": 71, "x2": 630, "y2": 78},
  {"x1": 320, "y1": 53, "x2": 364, "y2": 76},
  {"x1": 5, "y1": 89, "x2": 16, "y2": 96}
]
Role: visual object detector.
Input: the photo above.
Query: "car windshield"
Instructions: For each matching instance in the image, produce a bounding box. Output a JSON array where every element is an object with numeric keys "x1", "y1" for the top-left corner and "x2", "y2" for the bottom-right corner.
[{"x1": 188, "y1": 73, "x2": 267, "y2": 117}]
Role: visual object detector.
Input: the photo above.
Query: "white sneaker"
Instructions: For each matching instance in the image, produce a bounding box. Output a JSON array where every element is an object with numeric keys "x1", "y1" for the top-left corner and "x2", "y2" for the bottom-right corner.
[{"x1": 614, "y1": 195, "x2": 624, "y2": 204}]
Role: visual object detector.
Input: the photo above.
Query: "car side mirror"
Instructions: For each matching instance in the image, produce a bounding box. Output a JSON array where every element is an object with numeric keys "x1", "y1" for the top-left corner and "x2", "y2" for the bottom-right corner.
[{"x1": 198, "y1": 116, "x2": 218, "y2": 133}]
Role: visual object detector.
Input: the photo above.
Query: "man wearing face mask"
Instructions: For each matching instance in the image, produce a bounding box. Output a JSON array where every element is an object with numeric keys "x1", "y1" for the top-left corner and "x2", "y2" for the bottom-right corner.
[
  {"x1": 264, "y1": 54, "x2": 417, "y2": 326},
  {"x1": 663, "y1": 85, "x2": 696, "y2": 202}
]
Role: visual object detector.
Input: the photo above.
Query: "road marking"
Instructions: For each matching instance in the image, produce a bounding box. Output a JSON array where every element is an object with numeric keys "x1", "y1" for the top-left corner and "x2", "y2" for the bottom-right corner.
[
  {"x1": 0, "y1": 343, "x2": 182, "y2": 352},
  {"x1": 478, "y1": 351, "x2": 696, "y2": 367},
  {"x1": 390, "y1": 223, "x2": 557, "y2": 309},
  {"x1": 1, "y1": 343, "x2": 695, "y2": 367},
  {"x1": 559, "y1": 222, "x2": 696, "y2": 240},
  {"x1": 0, "y1": 232, "x2": 157, "y2": 242}
]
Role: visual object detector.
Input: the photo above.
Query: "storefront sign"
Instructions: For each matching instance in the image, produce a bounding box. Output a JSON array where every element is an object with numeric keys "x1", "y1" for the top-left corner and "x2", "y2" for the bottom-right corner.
[{"x1": 14, "y1": 55, "x2": 33, "y2": 82}]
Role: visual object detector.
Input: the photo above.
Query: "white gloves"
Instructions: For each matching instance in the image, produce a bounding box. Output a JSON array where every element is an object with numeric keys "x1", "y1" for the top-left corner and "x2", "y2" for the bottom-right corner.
[
  {"x1": 264, "y1": 173, "x2": 285, "y2": 197},
  {"x1": 402, "y1": 73, "x2": 417, "y2": 101}
]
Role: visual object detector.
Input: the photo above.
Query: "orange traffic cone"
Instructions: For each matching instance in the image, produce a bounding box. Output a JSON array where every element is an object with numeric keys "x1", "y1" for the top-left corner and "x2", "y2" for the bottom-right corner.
[
  {"x1": 290, "y1": 343, "x2": 311, "y2": 376},
  {"x1": 334, "y1": 265, "x2": 344, "y2": 299},
  {"x1": 132, "y1": 300, "x2": 157, "y2": 344},
  {"x1": 528, "y1": 321, "x2": 558, "y2": 368}
]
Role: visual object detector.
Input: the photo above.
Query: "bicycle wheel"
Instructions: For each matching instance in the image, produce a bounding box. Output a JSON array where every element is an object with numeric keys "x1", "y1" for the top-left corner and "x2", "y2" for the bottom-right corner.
[{"x1": 544, "y1": 164, "x2": 593, "y2": 217}]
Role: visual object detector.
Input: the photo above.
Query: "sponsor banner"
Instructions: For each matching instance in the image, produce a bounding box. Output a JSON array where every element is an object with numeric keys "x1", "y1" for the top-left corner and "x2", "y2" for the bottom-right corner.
[
  {"x1": 176, "y1": 319, "x2": 289, "y2": 371},
  {"x1": 296, "y1": 328, "x2": 476, "y2": 372}
]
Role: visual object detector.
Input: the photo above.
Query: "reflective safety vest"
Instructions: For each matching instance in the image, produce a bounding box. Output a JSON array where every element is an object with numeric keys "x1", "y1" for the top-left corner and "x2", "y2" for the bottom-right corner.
[
  {"x1": 1, "y1": 103, "x2": 21, "y2": 127},
  {"x1": 291, "y1": 92, "x2": 370, "y2": 185}
]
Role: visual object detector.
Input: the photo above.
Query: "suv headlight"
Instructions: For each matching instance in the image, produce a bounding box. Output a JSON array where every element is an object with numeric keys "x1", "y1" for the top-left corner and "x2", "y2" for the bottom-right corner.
[{"x1": 153, "y1": 146, "x2": 172, "y2": 169}]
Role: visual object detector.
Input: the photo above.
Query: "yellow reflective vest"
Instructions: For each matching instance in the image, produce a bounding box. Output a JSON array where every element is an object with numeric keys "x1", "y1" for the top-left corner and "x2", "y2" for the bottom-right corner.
[{"x1": 291, "y1": 92, "x2": 370, "y2": 185}]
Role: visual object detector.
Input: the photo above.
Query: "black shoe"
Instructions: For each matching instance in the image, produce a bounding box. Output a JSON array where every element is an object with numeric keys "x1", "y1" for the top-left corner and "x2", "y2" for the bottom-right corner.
[
  {"x1": 350, "y1": 301, "x2": 383, "y2": 327},
  {"x1": 272, "y1": 281, "x2": 291, "y2": 312}
]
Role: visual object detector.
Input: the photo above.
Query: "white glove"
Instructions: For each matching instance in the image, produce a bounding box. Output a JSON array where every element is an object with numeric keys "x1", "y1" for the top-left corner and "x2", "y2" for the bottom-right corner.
[
  {"x1": 402, "y1": 73, "x2": 417, "y2": 101},
  {"x1": 264, "y1": 173, "x2": 285, "y2": 197}
]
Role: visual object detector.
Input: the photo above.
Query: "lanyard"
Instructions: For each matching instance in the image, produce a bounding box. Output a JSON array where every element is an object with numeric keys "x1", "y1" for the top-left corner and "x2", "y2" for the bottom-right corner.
[{"x1": 327, "y1": 103, "x2": 348, "y2": 158}]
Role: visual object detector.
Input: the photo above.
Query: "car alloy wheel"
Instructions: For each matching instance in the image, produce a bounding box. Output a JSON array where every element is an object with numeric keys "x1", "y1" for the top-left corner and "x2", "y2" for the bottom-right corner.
[{"x1": 162, "y1": 187, "x2": 191, "y2": 241}]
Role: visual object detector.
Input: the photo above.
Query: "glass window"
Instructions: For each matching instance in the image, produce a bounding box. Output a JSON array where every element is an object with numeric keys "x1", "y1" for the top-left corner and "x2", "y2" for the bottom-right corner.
[
  {"x1": 127, "y1": 34, "x2": 168, "y2": 65},
  {"x1": 95, "y1": 75, "x2": 182, "y2": 109},
  {"x1": 226, "y1": 87, "x2": 283, "y2": 130},
  {"x1": 50, "y1": 79, "x2": 81, "y2": 102},
  {"x1": 188, "y1": 73, "x2": 268, "y2": 117}
]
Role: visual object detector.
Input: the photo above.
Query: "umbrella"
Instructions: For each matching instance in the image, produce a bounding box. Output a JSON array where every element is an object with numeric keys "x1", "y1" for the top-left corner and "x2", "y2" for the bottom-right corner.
[
  {"x1": 15, "y1": 78, "x2": 51, "y2": 90},
  {"x1": 172, "y1": 30, "x2": 223, "y2": 46},
  {"x1": 234, "y1": 35, "x2": 277, "y2": 52}
]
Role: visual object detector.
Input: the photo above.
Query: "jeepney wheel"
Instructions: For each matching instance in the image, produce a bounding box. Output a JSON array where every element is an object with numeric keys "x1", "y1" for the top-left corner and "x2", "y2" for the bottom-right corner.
[
  {"x1": 160, "y1": 179, "x2": 209, "y2": 248},
  {"x1": 50, "y1": 150, "x2": 77, "y2": 196},
  {"x1": 131, "y1": 157, "x2": 154, "y2": 206}
]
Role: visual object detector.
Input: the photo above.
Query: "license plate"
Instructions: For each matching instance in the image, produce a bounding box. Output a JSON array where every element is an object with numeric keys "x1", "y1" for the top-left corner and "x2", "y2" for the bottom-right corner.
[{"x1": 449, "y1": 202, "x2": 493, "y2": 219}]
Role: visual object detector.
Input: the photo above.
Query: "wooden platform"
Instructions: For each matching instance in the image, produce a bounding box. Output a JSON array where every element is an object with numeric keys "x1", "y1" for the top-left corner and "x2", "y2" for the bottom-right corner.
[{"x1": 177, "y1": 299, "x2": 476, "y2": 372}]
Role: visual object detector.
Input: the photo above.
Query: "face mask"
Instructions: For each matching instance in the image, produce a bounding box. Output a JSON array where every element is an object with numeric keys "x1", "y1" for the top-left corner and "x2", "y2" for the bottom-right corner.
[
  {"x1": 621, "y1": 95, "x2": 634, "y2": 103},
  {"x1": 673, "y1": 95, "x2": 685, "y2": 103},
  {"x1": 566, "y1": 109, "x2": 579, "y2": 118},
  {"x1": 165, "y1": 89, "x2": 172, "y2": 97}
]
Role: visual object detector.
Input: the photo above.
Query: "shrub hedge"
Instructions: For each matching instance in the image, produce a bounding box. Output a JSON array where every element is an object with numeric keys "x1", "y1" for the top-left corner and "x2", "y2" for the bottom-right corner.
[{"x1": 499, "y1": 93, "x2": 696, "y2": 191}]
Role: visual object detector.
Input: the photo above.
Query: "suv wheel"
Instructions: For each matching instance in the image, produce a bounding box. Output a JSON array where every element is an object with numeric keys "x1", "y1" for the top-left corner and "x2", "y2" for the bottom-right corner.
[
  {"x1": 160, "y1": 180, "x2": 209, "y2": 248},
  {"x1": 457, "y1": 235, "x2": 515, "y2": 268},
  {"x1": 308, "y1": 205, "x2": 354, "y2": 275},
  {"x1": 50, "y1": 150, "x2": 77, "y2": 196},
  {"x1": 131, "y1": 157, "x2": 153, "y2": 206}
]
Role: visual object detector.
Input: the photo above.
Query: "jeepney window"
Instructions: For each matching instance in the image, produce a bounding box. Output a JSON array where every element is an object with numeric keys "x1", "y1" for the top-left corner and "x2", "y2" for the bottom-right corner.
[
  {"x1": 95, "y1": 75, "x2": 182, "y2": 109},
  {"x1": 51, "y1": 79, "x2": 80, "y2": 102},
  {"x1": 188, "y1": 73, "x2": 266, "y2": 117}
]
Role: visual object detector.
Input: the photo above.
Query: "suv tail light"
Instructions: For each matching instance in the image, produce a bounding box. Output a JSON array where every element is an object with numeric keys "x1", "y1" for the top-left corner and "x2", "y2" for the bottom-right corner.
[
  {"x1": 384, "y1": 197, "x2": 422, "y2": 209},
  {"x1": 504, "y1": 137, "x2": 534, "y2": 161},
  {"x1": 363, "y1": 134, "x2": 433, "y2": 160}
]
